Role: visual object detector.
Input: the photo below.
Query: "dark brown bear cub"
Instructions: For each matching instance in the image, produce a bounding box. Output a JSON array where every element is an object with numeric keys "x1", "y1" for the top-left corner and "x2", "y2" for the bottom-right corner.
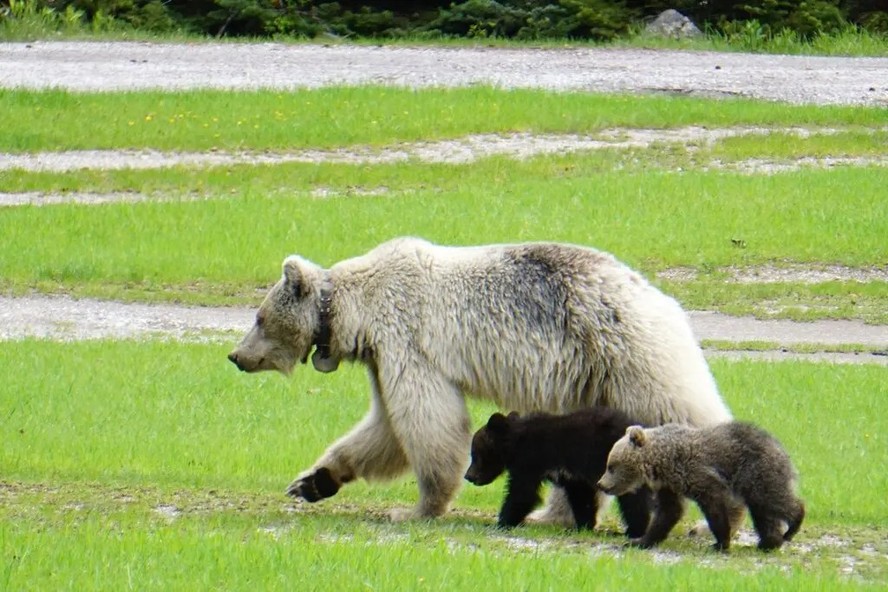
[
  {"x1": 465, "y1": 408, "x2": 652, "y2": 536},
  {"x1": 598, "y1": 422, "x2": 805, "y2": 552}
]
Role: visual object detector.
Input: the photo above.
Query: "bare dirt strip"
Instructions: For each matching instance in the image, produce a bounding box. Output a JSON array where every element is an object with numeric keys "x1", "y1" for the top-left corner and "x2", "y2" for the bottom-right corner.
[
  {"x1": 2, "y1": 127, "x2": 887, "y2": 175},
  {"x1": 1, "y1": 295, "x2": 885, "y2": 365}
]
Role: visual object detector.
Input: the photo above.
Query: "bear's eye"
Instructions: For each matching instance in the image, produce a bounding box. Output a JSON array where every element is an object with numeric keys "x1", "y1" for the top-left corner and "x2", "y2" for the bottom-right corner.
[{"x1": 256, "y1": 314, "x2": 265, "y2": 328}]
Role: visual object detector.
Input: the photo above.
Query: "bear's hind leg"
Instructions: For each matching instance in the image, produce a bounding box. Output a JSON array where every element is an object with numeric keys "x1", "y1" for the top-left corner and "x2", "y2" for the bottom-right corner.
[
  {"x1": 616, "y1": 487, "x2": 652, "y2": 539},
  {"x1": 783, "y1": 499, "x2": 805, "y2": 542},
  {"x1": 748, "y1": 505, "x2": 787, "y2": 551}
]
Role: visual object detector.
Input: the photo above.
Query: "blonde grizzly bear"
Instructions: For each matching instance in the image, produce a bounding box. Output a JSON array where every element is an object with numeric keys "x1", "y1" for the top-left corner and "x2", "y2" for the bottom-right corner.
[
  {"x1": 228, "y1": 237, "x2": 731, "y2": 521},
  {"x1": 598, "y1": 422, "x2": 805, "y2": 551}
]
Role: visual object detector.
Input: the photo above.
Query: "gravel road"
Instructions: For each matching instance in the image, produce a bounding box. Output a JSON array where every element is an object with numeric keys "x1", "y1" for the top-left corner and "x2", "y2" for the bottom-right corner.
[{"x1": 2, "y1": 41, "x2": 887, "y2": 106}]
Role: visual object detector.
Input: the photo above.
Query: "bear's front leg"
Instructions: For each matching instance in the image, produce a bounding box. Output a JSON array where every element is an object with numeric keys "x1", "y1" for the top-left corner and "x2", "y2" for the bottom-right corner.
[
  {"x1": 287, "y1": 467, "x2": 344, "y2": 501},
  {"x1": 561, "y1": 479, "x2": 599, "y2": 530},
  {"x1": 616, "y1": 487, "x2": 653, "y2": 539},
  {"x1": 287, "y1": 378, "x2": 410, "y2": 503},
  {"x1": 498, "y1": 474, "x2": 544, "y2": 528},
  {"x1": 630, "y1": 489, "x2": 685, "y2": 549},
  {"x1": 379, "y1": 361, "x2": 472, "y2": 521}
]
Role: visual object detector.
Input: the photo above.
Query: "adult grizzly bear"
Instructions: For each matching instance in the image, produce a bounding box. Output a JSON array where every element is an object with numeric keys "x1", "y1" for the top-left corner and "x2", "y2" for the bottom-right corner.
[{"x1": 228, "y1": 237, "x2": 731, "y2": 521}]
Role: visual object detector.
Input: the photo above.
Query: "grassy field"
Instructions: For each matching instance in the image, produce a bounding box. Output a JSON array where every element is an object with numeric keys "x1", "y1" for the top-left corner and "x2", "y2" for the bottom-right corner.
[
  {"x1": 1, "y1": 88, "x2": 887, "y2": 320},
  {"x1": 1, "y1": 341, "x2": 886, "y2": 590},
  {"x1": 2, "y1": 87, "x2": 887, "y2": 153},
  {"x1": 1, "y1": 74, "x2": 887, "y2": 590}
]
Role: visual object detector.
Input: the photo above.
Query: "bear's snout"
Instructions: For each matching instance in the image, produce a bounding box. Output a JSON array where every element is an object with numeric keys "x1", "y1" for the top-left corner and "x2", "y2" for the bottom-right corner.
[{"x1": 228, "y1": 351, "x2": 247, "y2": 371}]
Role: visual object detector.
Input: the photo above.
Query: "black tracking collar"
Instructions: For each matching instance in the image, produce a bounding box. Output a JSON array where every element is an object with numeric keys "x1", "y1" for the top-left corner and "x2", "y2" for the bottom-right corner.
[{"x1": 314, "y1": 286, "x2": 333, "y2": 359}]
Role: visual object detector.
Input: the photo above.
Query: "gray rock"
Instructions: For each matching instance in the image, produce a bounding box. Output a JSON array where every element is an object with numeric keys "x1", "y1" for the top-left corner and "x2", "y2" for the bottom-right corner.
[{"x1": 645, "y1": 9, "x2": 702, "y2": 39}]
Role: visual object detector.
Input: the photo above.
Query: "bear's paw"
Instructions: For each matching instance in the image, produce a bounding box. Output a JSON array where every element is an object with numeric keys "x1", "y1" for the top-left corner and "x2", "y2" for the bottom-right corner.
[{"x1": 286, "y1": 467, "x2": 341, "y2": 502}]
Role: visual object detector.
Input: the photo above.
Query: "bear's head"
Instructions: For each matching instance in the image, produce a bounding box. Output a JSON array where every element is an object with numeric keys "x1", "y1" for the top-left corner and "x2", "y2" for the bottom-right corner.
[
  {"x1": 229, "y1": 255, "x2": 335, "y2": 375},
  {"x1": 464, "y1": 412, "x2": 520, "y2": 486},
  {"x1": 597, "y1": 425, "x2": 648, "y2": 496}
]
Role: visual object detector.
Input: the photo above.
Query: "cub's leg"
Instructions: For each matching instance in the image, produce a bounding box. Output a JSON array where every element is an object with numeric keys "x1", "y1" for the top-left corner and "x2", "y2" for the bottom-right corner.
[
  {"x1": 616, "y1": 487, "x2": 653, "y2": 539},
  {"x1": 784, "y1": 499, "x2": 805, "y2": 542},
  {"x1": 696, "y1": 495, "x2": 737, "y2": 552},
  {"x1": 526, "y1": 487, "x2": 577, "y2": 527},
  {"x1": 287, "y1": 368, "x2": 409, "y2": 501},
  {"x1": 631, "y1": 489, "x2": 685, "y2": 549},
  {"x1": 561, "y1": 479, "x2": 599, "y2": 530},
  {"x1": 748, "y1": 504, "x2": 790, "y2": 551},
  {"x1": 498, "y1": 474, "x2": 545, "y2": 528}
]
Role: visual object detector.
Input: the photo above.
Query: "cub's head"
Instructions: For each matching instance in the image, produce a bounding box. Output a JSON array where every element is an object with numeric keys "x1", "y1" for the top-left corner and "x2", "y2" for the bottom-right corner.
[
  {"x1": 228, "y1": 255, "x2": 331, "y2": 375},
  {"x1": 464, "y1": 412, "x2": 519, "y2": 486},
  {"x1": 597, "y1": 425, "x2": 648, "y2": 496}
]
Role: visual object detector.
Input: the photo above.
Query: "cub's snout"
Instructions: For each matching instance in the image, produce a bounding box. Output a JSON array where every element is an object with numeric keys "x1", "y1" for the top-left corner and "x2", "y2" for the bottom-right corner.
[{"x1": 228, "y1": 351, "x2": 248, "y2": 372}]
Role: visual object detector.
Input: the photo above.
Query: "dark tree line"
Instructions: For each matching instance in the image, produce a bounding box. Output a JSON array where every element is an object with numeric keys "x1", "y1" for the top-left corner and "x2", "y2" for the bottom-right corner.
[{"x1": 11, "y1": 0, "x2": 888, "y2": 39}]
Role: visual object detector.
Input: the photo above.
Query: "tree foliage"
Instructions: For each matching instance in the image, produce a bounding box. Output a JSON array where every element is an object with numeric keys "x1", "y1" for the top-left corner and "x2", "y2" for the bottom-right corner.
[{"x1": 3, "y1": 0, "x2": 886, "y2": 39}]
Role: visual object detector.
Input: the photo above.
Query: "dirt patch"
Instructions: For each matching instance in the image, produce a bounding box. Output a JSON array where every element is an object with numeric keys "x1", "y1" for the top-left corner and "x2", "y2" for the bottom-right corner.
[
  {"x1": 3, "y1": 127, "x2": 886, "y2": 174},
  {"x1": 0, "y1": 186, "x2": 391, "y2": 207}
]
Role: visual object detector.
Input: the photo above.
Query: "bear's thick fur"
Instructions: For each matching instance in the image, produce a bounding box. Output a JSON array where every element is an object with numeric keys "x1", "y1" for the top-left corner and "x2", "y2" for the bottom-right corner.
[
  {"x1": 598, "y1": 422, "x2": 805, "y2": 551},
  {"x1": 228, "y1": 237, "x2": 731, "y2": 520},
  {"x1": 465, "y1": 408, "x2": 651, "y2": 537}
]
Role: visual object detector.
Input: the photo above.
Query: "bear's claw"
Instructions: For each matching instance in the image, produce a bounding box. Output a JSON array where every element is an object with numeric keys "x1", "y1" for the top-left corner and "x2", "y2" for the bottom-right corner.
[{"x1": 287, "y1": 467, "x2": 340, "y2": 502}]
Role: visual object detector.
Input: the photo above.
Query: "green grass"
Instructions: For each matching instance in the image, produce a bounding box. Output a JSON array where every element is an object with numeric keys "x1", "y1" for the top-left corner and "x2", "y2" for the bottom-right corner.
[
  {"x1": 706, "y1": 130, "x2": 888, "y2": 160},
  {"x1": 3, "y1": 87, "x2": 887, "y2": 153},
  {"x1": 1, "y1": 165, "x2": 885, "y2": 293},
  {"x1": 665, "y1": 279, "x2": 888, "y2": 324},
  {"x1": 2, "y1": 87, "x2": 886, "y2": 320},
  {"x1": 1, "y1": 341, "x2": 886, "y2": 589}
]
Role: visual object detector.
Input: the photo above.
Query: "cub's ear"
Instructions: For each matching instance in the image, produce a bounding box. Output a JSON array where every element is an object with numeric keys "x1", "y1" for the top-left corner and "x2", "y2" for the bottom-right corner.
[
  {"x1": 506, "y1": 411, "x2": 521, "y2": 422},
  {"x1": 282, "y1": 256, "x2": 308, "y2": 298},
  {"x1": 627, "y1": 425, "x2": 647, "y2": 448},
  {"x1": 487, "y1": 412, "x2": 511, "y2": 433}
]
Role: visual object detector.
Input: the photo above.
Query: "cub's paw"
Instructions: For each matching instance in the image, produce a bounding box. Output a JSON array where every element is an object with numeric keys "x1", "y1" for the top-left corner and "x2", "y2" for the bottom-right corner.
[
  {"x1": 625, "y1": 537, "x2": 655, "y2": 550},
  {"x1": 286, "y1": 467, "x2": 340, "y2": 502}
]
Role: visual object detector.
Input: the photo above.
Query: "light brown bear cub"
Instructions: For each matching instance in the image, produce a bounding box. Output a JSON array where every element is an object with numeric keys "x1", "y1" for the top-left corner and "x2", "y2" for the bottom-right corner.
[{"x1": 598, "y1": 422, "x2": 805, "y2": 552}]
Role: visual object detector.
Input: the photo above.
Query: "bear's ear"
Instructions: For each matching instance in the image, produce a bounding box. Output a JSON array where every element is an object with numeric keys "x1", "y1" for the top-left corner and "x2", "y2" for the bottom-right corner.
[
  {"x1": 627, "y1": 425, "x2": 647, "y2": 448},
  {"x1": 282, "y1": 256, "x2": 308, "y2": 299},
  {"x1": 487, "y1": 412, "x2": 511, "y2": 434},
  {"x1": 506, "y1": 411, "x2": 521, "y2": 422}
]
